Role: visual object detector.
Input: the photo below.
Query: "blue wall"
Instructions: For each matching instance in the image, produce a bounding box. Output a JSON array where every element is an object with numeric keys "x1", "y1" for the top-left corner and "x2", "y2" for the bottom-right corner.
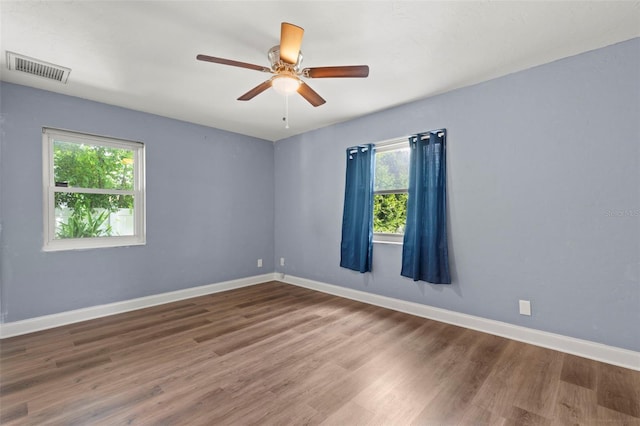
[
  {"x1": 274, "y1": 38, "x2": 640, "y2": 351},
  {"x1": 0, "y1": 83, "x2": 275, "y2": 322}
]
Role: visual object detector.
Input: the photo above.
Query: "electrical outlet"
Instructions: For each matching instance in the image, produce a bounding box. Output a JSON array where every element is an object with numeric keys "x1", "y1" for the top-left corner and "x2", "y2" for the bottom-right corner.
[
  {"x1": 280, "y1": 257, "x2": 285, "y2": 266},
  {"x1": 519, "y1": 300, "x2": 531, "y2": 316},
  {"x1": 257, "y1": 259, "x2": 263, "y2": 268}
]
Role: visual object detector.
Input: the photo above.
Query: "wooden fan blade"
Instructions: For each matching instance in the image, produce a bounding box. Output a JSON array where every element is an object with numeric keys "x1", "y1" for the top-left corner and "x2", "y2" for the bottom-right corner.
[
  {"x1": 196, "y1": 54, "x2": 272, "y2": 73},
  {"x1": 238, "y1": 80, "x2": 273, "y2": 101},
  {"x1": 303, "y1": 65, "x2": 370, "y2": 78},
  {"x1": 280, "y1": 22, "x2": 304, "y2": 64},
  {"x1": 297, "y1": 82, "x2": 326, "y2": 107}
]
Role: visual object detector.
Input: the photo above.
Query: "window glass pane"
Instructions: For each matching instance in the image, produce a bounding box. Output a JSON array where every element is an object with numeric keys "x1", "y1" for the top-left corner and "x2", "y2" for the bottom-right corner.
[
  {"x1": 374, "y1": 147, "x2": 410, "y2": 191},
  {"x1": 374, "y1": 193, "x2": 408, "y2": 234},
  {"x1": 54, "y1": 193, "x2": 134, "y2": 238},
  {"x1": 53, "y1": 141, "x2": 134, "y2": 190}
]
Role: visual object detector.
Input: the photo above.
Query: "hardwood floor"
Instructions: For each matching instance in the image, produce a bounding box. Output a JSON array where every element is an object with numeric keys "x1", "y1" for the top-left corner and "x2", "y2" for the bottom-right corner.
[{"x1": 1, "y1": 281, "x2": 639, "y2": 425}]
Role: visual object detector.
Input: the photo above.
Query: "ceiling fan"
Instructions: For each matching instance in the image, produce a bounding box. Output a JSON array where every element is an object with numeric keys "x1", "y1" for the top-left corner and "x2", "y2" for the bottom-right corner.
[{"x1": 196, "y1": 22, "x2": 369, "y2": 107}]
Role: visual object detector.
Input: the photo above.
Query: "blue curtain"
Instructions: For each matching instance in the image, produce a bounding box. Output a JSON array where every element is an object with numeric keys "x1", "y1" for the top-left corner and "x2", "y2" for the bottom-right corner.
[
  {"x1": 401, "y1": 130, "x2": 451, "y2": 284},
  {"x1": 340, "y1": 144, "x2": 375, "y2": 273}
]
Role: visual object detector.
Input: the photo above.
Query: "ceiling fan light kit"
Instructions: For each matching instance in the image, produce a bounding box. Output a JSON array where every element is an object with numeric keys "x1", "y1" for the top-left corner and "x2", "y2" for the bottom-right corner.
[
  {"x1": 271, "y1": 74, "x2": 301, "y2": 95},
  {"x1": 197, "y1": 22, "x2": 369, "y2": 109}
]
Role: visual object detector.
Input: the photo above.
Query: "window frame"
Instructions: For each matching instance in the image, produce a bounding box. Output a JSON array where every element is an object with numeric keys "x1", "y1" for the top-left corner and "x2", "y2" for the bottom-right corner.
[
  {"x1": 42, "y1": 127, "x2": 146, "y2": 251},
  {"x1": 373, "y1": 137, "x2": 410, "y2": 244}
]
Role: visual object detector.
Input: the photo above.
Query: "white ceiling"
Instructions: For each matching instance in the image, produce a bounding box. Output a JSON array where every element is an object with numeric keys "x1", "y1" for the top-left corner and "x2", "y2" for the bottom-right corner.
[{"x1": 1, "y1": 1, "x2": 639, "y2": 142}]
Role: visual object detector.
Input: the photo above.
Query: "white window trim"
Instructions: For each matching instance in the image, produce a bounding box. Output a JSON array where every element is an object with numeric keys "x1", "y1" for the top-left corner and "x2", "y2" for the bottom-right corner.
[
  {"x1": 374, "y1": 136, "x2": 409, "y2": 153},
  {"x1": 42, "y1": 127, "x2": 146, "y2": 251},
  {"x1": 373, "y1": 136, "x2": 409, "y2": 245}
]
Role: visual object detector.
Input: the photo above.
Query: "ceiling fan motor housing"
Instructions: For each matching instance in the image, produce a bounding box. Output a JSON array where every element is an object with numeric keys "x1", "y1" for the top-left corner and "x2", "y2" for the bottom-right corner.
[{"x1": 268, "y1": 46, "x2": 303, "y2": 73}]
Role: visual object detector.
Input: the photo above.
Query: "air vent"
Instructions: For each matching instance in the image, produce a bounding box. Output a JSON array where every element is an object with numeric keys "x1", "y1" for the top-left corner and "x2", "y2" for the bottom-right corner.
[{"x1": 6, "y1": 51, "x2": 70, "y2": 83}]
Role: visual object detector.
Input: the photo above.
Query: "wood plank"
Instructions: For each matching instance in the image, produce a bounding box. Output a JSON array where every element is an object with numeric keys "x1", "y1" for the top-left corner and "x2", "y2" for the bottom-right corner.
[
  {"x1": 411, "y1": 331, "x2": 509, "y2": 425},
  {"x1": 553, "y1": 381, "x2": 598, "y2": 425},
  {"x1": 509, "y1": 346, "x2": 563, "y2": 419},
  {"x1": 319, "y1": 400, "x2": 375, "y2": 426},
  {"x1": 471, "y1": 341, "x2": 562, "y2": 420},
  {"x1": 560, "y1": 353, "x2": 597, "y2": 390},
  {"x1": 0, "y1": 355, "x2": 112, "y2": 397},
  {"x1": 503, "y1": 406, "x2": 552, "y2": 426},
  {"x1": 596, "y1": 362, "x2": 640, "y2": 418},
  {"x1": 457, "y1": 404, "x2": 507, "y2": 426},
  {"x1": 594, "y1": 405, "x2": 640, "y2": 425},
  {"x1": 0, "y1": 402, "x2": 27, "y2": 424}
]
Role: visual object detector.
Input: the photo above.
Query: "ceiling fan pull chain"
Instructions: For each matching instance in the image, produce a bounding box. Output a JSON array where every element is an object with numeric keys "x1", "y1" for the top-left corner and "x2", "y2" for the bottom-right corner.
[{"x1": 284, "y1": 95, "x2": 290, "y2": 129}]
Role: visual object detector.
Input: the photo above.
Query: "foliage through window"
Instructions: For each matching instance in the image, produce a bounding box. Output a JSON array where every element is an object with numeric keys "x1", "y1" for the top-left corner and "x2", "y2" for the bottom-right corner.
[
  {"x1": 43, "y1": 128, "x2": 145, "y2": 250},
  {"x1": 374, "y1": 139, "x2": 409, "y2": 243}
]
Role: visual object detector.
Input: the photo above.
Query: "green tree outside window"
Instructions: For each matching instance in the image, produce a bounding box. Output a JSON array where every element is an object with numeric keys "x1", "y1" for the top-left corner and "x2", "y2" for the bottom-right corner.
[
  {"x1": 54, "y1": 141, "x2": 134, "y2": 238},
  {"x1": 374, "y1": 147, "x2": 409, "y2": 234}
]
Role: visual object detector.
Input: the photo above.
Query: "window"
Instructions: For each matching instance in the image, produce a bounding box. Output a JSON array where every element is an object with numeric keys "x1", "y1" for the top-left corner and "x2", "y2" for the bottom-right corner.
[
  {"x1": 373, "y1": 138, "x2": 410, "y2": 243},
  {"x1": 42, "y1": 128, "x2": 145, "y2": 251}
]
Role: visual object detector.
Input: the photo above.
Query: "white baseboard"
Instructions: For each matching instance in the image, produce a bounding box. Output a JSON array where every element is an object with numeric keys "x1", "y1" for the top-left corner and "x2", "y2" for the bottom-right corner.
[
  {"x1": 0, "y1": 273, "x2": 276, "y2": 339},
  {"x1": 3, "y1": 271, "x2": 638, "y2": 371},
  {"x1": 280, "y1": 274, "x2": 640, "y2": 371}
]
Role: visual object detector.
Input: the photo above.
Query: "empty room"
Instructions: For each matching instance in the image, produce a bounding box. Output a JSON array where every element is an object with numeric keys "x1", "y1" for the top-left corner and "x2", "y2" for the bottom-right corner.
[{"x1": 1, "y1": 1, "x2": 639, "y2": 424}]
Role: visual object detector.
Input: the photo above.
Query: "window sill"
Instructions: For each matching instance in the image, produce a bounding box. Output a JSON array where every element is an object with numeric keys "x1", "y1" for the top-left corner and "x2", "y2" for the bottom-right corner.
[
  {"x1": 373, "y1": 233, "x2": 404, "y2": 245},
  {"x1": 373, "y1": 239, "x2": 403, "y2": 246},
  {"x1": 43, "y1": 237, "x2": 146, "y2": 252}
]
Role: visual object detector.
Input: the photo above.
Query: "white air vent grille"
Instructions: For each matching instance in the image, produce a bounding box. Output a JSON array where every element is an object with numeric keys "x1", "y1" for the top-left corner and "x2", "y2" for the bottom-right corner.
[{"x1": 6, "y1": 52, "x2": 70, "y2": 83}]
